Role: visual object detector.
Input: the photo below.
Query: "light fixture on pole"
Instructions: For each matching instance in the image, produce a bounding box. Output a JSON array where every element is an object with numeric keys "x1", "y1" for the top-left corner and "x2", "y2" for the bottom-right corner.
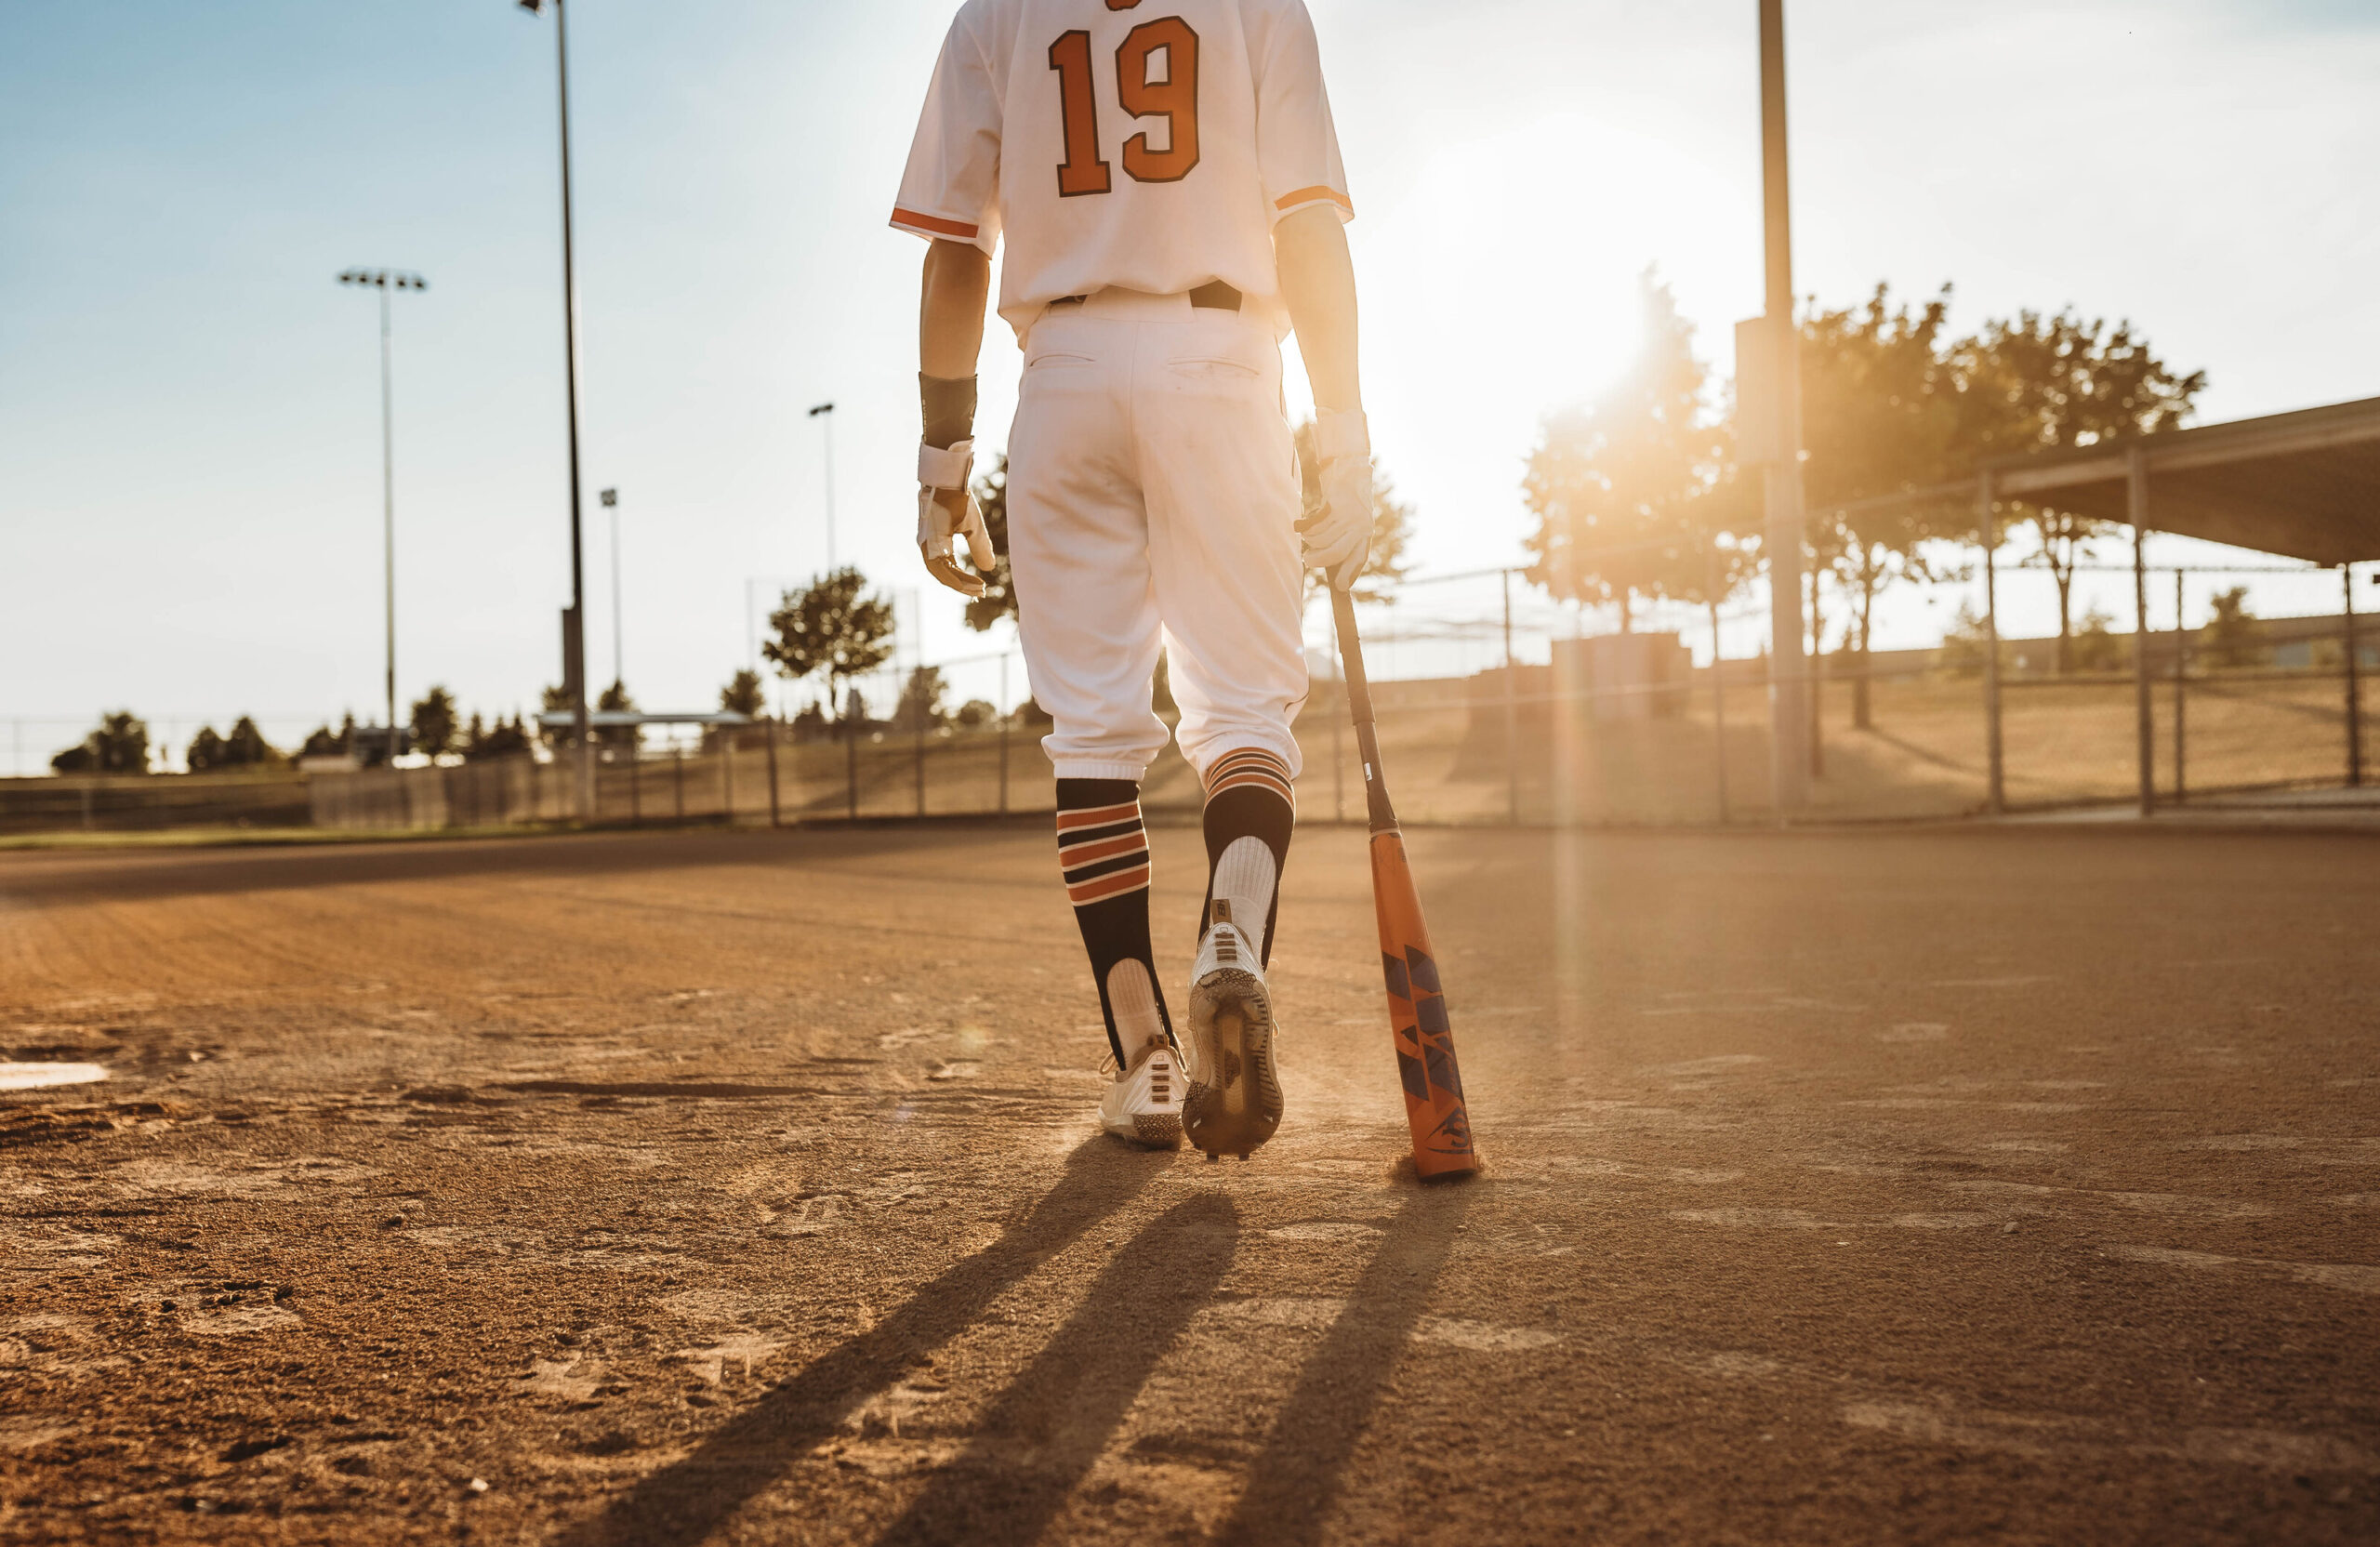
[
  {"x1": 337, "y1": 267, "x2": 429, "y2": 767},
  {"x1": 808, "y1": 401, "x2": 837, "y2": 571},
  {"x1": 516, "y1": 0, "x2": 595, "y2": 819},
  {"x1": 600, "y1": 487, "x2": 622, "y2": 691}
]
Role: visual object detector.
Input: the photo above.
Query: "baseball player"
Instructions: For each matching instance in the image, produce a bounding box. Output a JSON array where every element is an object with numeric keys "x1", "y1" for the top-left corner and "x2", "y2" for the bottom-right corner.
[{"x1": 893, "y1": 0, "x2": 1372, "y2": 1157}]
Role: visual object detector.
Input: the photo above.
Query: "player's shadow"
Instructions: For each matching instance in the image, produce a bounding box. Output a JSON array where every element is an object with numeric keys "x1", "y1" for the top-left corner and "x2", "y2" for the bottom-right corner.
[
  {"x1": 1208, "y1": 1183, "x2": 1475, "y2": 1547},
  {"x1": 872, "y1": 1192, "x2": 1240, "y2": 1546},
  {"x1": 561, "y1": 1137, "x2": 1172, "y2": 1547}
]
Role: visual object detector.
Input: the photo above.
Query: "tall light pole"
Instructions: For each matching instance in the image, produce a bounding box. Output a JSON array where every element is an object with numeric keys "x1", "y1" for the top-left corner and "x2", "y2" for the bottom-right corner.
[
  {"x1": 809, "y1": 401, "x2": 837, "y2": 572},
  {"x1": 518, "y1": 0, "x2": 593, "y2": 818},
  {"x1": 1755, "y1": 0, "x2": 1810, "y2": 815},
  {"x1": 601, "y1": 487, "x2": 622, "y2": 690},
  {"x1": 337, "y1": 268, "x2": 428, "y2": 765}
]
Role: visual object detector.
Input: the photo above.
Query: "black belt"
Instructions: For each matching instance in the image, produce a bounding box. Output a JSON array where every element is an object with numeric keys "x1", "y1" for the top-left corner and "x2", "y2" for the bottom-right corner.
[{"x1": 1049, "y1": 282, "x2": 1241, "y2": 312}]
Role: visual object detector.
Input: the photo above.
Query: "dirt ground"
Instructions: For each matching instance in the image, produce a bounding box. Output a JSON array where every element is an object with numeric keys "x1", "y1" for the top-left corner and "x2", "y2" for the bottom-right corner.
[{"x1": 2, "y1": 821, "x2": 2375, "y2": 1545}]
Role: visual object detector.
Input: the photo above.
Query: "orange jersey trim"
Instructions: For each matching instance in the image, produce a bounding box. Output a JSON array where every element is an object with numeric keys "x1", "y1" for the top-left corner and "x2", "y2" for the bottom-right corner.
[
  {"x1": 1274, "y1": 185, "x2": 1353, "y2": 217},
  {"x1": 892, "y1": 207, "x2": 980, "y2": 240}
]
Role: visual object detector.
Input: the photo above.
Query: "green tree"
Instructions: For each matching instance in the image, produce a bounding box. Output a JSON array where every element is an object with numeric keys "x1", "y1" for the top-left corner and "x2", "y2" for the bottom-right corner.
[
  {"x1": 186, "y1": 725, "x2": 227, "y2": 773},
  {"x1": 719, "y1": 668, "x2": 767, "y2": 718},
  {"x1": 1952, "y1": 309, "x2": 2204, "y2": 671},
  {"x1": 1525, "y1": 273, "x2": 1735, "y2": 628},
  {"x1": 1798, "y1": 284, "x2": 1968, "y2": 727},
  {"x1": 51, "y1": 710, "x2": 150, "y2": 775},
  {"x1": 892, "y1": 666, "x2": 949, "y2": 732},
  {"x1": 765, "y1": 567, "x2": 895, "y2": 734},
  {"x1": 1293, "y1": 420, "x2": 1415, "y2": 604},
  {"x1": 595, "y1": 680, "x2": 640, "y2": 755},
  {"x1": 410, "y1": 687, "x2": 459, "y2": 759},
  {"x1": 222, "y1": 716, "x2": 278, "y2": 767},
  {"x1": 2202, "y1": 586, "x2": 2266, "y2": 668}
]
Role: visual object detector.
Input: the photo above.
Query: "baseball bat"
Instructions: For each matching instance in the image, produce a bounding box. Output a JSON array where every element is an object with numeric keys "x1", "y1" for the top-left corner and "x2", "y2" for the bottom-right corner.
[{"x1": 1330, "y1": 584, "x2": 1479, "y2": 1179}]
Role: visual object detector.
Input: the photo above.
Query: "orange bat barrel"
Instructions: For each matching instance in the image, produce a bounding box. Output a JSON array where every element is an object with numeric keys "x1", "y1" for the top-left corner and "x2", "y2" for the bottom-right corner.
[
  {"x1": 1368, "y1": 829, "x2": 1477, "y2": 1176},
  {"x1": 1332, "y1": 586, "x2": 1479, "y2": 1178}
]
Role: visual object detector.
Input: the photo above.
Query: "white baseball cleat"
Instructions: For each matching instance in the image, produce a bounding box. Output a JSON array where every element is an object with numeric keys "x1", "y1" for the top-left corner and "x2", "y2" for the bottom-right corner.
[
  {"x1": 1099, "y1": 1034, "x2": 1183, "y2": 1149},
  {"x1": 1181, "y1": 901, "x2": 1283, "y2": 1161}
]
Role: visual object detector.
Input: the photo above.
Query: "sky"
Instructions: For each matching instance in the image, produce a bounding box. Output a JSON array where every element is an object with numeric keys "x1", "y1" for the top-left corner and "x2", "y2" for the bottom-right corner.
[{"x1": 3, "y1": 0, "x2": 2376, "y2": 770}]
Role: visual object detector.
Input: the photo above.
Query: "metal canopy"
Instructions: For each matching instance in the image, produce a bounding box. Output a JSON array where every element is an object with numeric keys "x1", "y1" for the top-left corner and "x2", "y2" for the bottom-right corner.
[{"x1": 1987, "y1": 395, "x2": 2380, "y2": 564}]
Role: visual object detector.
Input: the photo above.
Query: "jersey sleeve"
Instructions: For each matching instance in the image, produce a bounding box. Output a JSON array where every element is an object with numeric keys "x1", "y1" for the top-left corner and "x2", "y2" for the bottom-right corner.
[
  {"x1": 891, "y1": 10, "x2": 1003, "y2": 255},
  {"x1": 1252, "y1": 0, "x2": 1352, "y2": 225}
]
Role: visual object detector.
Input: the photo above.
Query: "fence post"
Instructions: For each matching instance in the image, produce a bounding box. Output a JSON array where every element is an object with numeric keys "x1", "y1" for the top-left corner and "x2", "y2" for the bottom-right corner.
[
  {"x1": 766, "y1": 717, "x2": 782, "y2": 827},
  {"x1": 2128, "y1": 448, "x2": 2155, "y2": 819},
  {"x1": 1980, "y1": 472, "x2": 2004, "y2": 815},
  {"x1": 673, "y1": 745, "x2": 686, "y2": 820},
  {"x1": 722, "y1": 729, "x2": 736, "y2": 825},
  {"x1": 1707, "y1": 548, "x2": 1728, "y2": 825},
  {"x1": 1805, "y1": 564, "x2": 1824, "y2": 780},
  {"x1": 630, "y1": 745, "x2": 641, "y2": 826},
  {"x1": 845, "y1": 718, "x2": 858, "y2": 823},
  {"x1": 915, "y1": 709, "x2": 927, "y2": 819},
  {"x1": 2346, "y1": 564, "x2": 2363, "y2": 789},
  {"x1": 998, "y1": 654, "x2": 1011, "y2": 817},
  {"x1": 1502, "y1": 568, "x2": 1520, "y2": 826},
  {"x1": 2174, "y1": 568, "x2": 2188, "y2": 804}
]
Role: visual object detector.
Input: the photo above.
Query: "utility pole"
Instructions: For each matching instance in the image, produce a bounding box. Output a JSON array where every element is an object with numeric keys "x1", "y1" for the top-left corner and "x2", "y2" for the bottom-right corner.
[
  {"x1": 337, "y1": 268, "x2": 427, "y2": 765},
  {"x1": 602, "y1": 487, "x2": 622, "y2": 689},
  {"x1": 1754, "y1": 0, "x2": 1809, "y2": 815},
  {"x1": 519, "y1": 0, "x2": 594, "y2": 818},
  {"x1": 810, "y1": 402, "x2": 838, "y2": 571}
]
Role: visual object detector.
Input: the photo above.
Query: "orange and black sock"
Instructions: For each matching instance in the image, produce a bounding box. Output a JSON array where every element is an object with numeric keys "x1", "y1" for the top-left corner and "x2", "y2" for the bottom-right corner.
[
  {"x1": 1197, "y1": 747, "x2": 1296, "y2": 966},
  {"x1": 1055, "y1": 778, "x2": 1171, "y2": 1066}
]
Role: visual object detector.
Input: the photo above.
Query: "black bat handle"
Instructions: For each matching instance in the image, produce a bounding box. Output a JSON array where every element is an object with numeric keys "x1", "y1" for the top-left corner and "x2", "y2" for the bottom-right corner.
[{"x1": 1330, "y1": 585, "x2": 1400, "y2": 835}]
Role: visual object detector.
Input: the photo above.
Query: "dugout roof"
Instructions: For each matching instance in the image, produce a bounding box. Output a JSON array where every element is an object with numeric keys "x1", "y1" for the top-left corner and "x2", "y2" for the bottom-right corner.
[
  {"x1": 1818, "y1": 395, "x2": 2380, "y2": 565},
  {"x1": 1986, "y1": 395, "x2": 2380, "y2": 565}
]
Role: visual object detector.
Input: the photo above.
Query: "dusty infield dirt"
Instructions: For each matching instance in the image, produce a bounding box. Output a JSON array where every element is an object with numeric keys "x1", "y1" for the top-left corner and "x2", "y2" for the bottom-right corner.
[{"x1": 1, "y1": 821, "x2": 2375, "y2": 1545}]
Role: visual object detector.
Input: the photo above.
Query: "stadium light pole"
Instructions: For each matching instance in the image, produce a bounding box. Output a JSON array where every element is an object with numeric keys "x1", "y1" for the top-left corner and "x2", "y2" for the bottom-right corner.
[
  {"x1": 518, "y1": 0, "x2": 594, "y2": 818},
  {"x1": 1756, "y1": 0, "x2": 1811, "y2": 816},
  {"x1": 337, "y1": 268, "x2": 428, "y2": 766},
  {"x1": 601, "y1": 487, "x2": 622, "y2": 690},
  {"x1": 809, "y1": 402, "x2": 837, "y2": 571}
]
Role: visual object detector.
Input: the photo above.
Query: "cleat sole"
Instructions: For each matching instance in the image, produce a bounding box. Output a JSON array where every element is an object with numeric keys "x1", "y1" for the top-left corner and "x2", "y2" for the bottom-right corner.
[{"x1": 1183, "y1": 967, "x2": 1282, "y2": 1160}]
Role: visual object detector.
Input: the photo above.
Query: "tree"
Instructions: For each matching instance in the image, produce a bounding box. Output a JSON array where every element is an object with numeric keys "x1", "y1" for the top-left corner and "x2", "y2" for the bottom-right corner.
[
  {"x1": 537, "y1": 683, "x2": 572, "y2": 749},
  {"x1": 1524, "y1": 274, "x2": 1734, "y2": 628},
  {"x1": 595, "y1": 680, "x2": 640, "y2": 755},
  {"x1": 186, "y1": 725, "x2": 228, "y2": 773},
  {"x1": 468, "y1": 713, "x2": 532, "y2": 762},
  {"x1": 410, "y1": 686, "x2": 459, "y2": 759},
  {"x1": 2202, "y1": 586, "x2": 2266, "y2": 668},
  {"x1": 1798, "y1": 284, "x2": 1967, "y2": 727},
  {"x1": 961, "y1": 455, "x2": 1018, "y2": 633},
  {"x1": 300, "y1": 714, "x2": 356, "y2": 760},
  {"x1": 954, "y1": 698, "x2": 997, "y2": 730},
  {"x1": 2071, "y1": 602, "x2": 2123, "y2": 672},
  {"x1": 892, "y1": 666, "x2": 948, "y2": 732},
  {"x1": 1952, "y1": 309, "x2": 2204, "y2": 671},
  {"x1": 719, "y1": 668, "x2": 766, "y2": 719},
  {"x1": 51, "y1": 711, "x2": 150, "y2": 775},
  {"x1": 1293, "y1": 421, "x2": 1415, "y2": 603},
  {"x1": 222, "y1": 716, "x2": 277, "y2": 767},
  {"x1": 1937, "y1": 600, "x2": 1993, "y2": 678},
  {"x1": 764, "y1": 567, "x2": 896, "y2": 734}
]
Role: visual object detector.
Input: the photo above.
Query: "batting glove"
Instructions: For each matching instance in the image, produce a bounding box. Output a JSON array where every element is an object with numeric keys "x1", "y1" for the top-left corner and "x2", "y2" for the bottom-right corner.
[
  {"x1": 1297, "y1": 407, "x2": 1372, "y2": 591},
  {"x1": 916, "y1": 438, "x2": 997, "y2": 599}
]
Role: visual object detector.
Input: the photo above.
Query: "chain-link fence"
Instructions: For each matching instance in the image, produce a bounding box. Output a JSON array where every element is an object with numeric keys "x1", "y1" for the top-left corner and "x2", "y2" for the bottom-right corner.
[{"x1": 12, "y1": 553, "x2": 2372, "y2": 837}]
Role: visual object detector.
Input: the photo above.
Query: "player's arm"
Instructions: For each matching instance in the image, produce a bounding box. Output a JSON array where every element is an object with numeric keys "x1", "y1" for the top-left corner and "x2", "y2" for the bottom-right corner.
[
  {"x1": 1276, "y1": 204, "x2": 1370, "y2": 587},
  {"x1": 915, "y1": 239, "x2": 996, "y2": 597}
]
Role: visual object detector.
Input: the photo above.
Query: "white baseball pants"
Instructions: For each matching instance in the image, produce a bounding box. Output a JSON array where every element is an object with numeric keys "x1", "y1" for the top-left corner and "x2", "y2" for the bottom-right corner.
[{"x1": 1005, "y1": 288, "x2": 1308, "y2": 785}]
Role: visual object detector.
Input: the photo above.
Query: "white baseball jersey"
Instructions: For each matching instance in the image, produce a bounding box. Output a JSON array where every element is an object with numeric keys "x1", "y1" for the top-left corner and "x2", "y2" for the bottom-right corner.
[{"x1": 892, "y1": 0, "x2": 1352, "y2": 338}]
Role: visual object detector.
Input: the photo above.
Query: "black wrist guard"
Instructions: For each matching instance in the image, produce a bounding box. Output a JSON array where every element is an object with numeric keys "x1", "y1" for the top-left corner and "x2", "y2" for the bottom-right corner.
[{"x1": 920, "y1": 373, "x2": 978, "y2": 451}]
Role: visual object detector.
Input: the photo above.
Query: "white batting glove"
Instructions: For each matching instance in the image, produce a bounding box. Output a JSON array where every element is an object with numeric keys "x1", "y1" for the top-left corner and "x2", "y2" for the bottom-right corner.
[
  {"x1": 1298, "y1": 407, "x2": 1372, "y2": 591},
  {"x1": 916, "y1": 438, "x2": 996, "y2": 599}
]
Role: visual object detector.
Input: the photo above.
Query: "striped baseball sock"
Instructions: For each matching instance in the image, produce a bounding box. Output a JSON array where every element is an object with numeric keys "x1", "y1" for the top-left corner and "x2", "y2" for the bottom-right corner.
[
  {"x1": 1055, "y1": 778, "x2": 1170, "y2": 1067},
  {"x1": 1198, "y1": 747, "x2": 1296, "y2": 966}
]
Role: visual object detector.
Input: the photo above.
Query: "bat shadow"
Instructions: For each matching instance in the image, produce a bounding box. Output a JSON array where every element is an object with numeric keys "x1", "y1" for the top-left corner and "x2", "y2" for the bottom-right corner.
[
  {"x1": 558, "y1": 1136, "x2": 1171, "y2": 1547},
  {"x1": 871, "y1": 1192, "x2": 1241, "y2": 1546},
  {"x1": 1208, "y1": 1184, "x2": 1475, "y2": 1547}
]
